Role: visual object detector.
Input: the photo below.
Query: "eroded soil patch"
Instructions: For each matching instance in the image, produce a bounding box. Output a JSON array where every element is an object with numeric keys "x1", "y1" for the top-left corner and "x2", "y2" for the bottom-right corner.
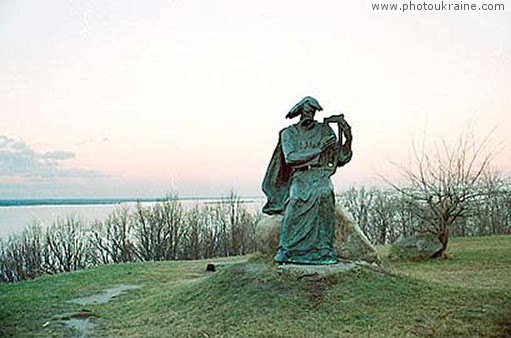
[
  {"x1": 67, "y1": 284, "x2": 141, "y2": 305},
  {"x1": 46, "y1": 284, "x2": 141, "y2": 338}
]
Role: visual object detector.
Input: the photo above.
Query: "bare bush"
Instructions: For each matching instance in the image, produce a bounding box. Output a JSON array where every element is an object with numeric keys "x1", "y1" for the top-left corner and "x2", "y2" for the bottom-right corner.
[
  {"x1": 42, "y1": 216, "x2": 89, "y2": 273},
  {"x1": 180, "y1": 204, "x2": 203, "y2": 259},
  {"x1": 370, "y1": 189, "x2": 398, "y2": 244},
  {"x1": 341, "y1": 187, "x2": 375, "y2": 239},
  {"x1": 89, "y1": 220, "x2": 114, "y2": 265},
  {"x1": 0, "y1": 224, "x2": 43, "y2": 282},
  {"x1": 133, "y1": 197, "x2": 184, "y2": 261},
  {"x1": 221, "y1": 192, "x2": 256, "y2": 256},
  {"x1": 339, "y1": 187, "x2": 415, "y2": 245},
  {"x1": 90, "y1": 207, "x2": 136, "y2": 264},
  {"x1": 177, "y1": 192, "x2": 256, "y2": 260},
  {"x1": 468, "y1": 173, "x2": 511, "y2": 236}
]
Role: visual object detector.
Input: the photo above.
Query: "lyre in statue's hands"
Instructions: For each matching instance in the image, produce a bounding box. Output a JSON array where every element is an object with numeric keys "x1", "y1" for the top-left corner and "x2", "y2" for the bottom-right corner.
[{"x1": 323, "y1": 113, "x2": 353, "y2": 173}]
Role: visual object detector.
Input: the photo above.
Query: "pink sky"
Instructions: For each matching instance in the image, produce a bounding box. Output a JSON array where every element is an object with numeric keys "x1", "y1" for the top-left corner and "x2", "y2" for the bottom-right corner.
[{"x1": 0, "y1": 1, "x2": 510, "y2": 198}]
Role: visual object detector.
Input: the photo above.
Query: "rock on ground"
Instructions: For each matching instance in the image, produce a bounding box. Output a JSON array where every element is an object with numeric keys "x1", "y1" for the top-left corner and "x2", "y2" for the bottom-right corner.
[
  {"x1": 255, "y1": 204, "x2": 379, "y2": 263},
  {"x1": 254, "y1": 214, "x2": 282, "y2": 257},
  {"x1": 389, "y1": 234, "x2": 442, "y2": 260}
]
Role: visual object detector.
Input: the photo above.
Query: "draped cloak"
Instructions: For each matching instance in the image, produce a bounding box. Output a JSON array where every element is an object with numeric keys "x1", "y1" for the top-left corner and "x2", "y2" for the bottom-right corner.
[{"x1": 261, "y1": 129, "x2": 292, "y2": 215}]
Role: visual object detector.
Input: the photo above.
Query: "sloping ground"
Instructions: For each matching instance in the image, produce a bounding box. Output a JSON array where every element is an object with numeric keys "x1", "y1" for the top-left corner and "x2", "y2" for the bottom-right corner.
[{"x1": 1, "y1": 236, "x2": 510, "y2": 337}]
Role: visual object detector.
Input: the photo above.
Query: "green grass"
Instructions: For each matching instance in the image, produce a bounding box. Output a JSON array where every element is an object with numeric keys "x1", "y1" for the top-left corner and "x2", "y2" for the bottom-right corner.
[{"x1": 1, "y1": 236, "x2": 511, "y2": 337}]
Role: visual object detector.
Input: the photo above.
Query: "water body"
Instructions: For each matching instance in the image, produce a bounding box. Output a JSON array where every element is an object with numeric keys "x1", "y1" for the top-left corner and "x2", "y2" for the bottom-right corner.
[{"x1": 0, "y1": 197, "x2": 265, "y2": 240}]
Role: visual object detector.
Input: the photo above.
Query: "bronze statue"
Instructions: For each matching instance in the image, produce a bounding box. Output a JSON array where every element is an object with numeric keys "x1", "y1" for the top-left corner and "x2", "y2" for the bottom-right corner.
[{"x1": 262, "y1": 96, "x2": 353, "y2": 264}]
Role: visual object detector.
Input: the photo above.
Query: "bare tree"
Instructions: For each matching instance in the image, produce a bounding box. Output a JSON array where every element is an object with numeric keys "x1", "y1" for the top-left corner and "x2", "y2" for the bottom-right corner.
[
  {"x1": 89, "y1": 220, "x2": 114, "y2": 265},
  {"x1": 199, "y1": 204, "x2": 223, "y2": 259},
  {"x1": 0, "y1": 224, "x2": 43, "y2": 282},
  {"x1": 19, "y1": 224, "x2": 43, "y2": 279},
  {"x1": 470, "y1": 172, "x2": 511, "y2": 236},
  {"x1": 161, "y1": 197, "x2": 185, "y2": 260},
  {"x1": 181, "y1": 204, "x2": 203, "y2": 260},
  {"x1": 177, "y1": 192, "x2": 256, "y2": 260},
  {"x1": 42, "y1": 216, "x2": 88, "y2": 273},
  {"x1": 133, "y1": 202, "x2": 166, "y2": 261},
  {"x1": 370, "y1": 189, "x2": 398, "y2": 244},
  {"x1": 90, "y1": 207, "x2": 136, "y2": 264},
  {"x1": 341, "y1": 187, "x2": 375, "y2": 240},
  {"x1": 388, "y1": 131, "x2": 497, "y2": 257},
  {"x1": 393, "y1": 189, "x2": 418, "y2": 239},
  {"x1": 222, "y1": 191, "x2": 254, "y2": 256}
]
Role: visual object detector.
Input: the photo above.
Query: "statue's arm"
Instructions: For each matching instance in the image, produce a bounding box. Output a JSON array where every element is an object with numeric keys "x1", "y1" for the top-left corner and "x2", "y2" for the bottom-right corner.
[
  {"x1": 281, "y1": 128, "x2": 320, "y2": 166},
  {"x1": 281, "y1": 128, "x2": 333, "y2": 167}
]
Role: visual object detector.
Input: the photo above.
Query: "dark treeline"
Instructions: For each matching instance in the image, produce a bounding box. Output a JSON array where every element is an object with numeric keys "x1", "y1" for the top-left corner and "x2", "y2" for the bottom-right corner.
[
  {"x1": 0, "y1": 193, "x2": 260, "y2": 283},
  {"x1": 2, "y1": 180, "x2": 511, "y2": 283},
  {"x1": 338, "y1": 182, "x2": 511, "y2": 246}
]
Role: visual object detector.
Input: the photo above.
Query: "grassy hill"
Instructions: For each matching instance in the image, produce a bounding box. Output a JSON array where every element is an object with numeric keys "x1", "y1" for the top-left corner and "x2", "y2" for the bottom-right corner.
[{"x1": 1, "y1": 236, "x2": 510, "y2": 337}]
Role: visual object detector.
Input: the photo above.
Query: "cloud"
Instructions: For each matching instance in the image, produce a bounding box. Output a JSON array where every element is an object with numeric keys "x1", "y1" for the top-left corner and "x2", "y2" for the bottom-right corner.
[
  {"x1": 0, "y1": 135, "x2": 26, "y2": 150},
  {"x1": 0, "y1": 135, "x2": 104, "y2": 179},
  {"x1": 39, "y1": 150, "x2": 75, "y2": 161},
  {"x1": 75, "y1": 136, "x2": 110, "y2": 146}
]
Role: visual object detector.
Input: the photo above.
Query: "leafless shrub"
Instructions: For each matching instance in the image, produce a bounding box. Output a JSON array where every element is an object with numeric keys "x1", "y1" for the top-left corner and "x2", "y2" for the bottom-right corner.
[
  {"x1": 89, "y1": 220, "x2": 113, "y2": 265},
  {"x1": 176, "y1": 192, "x2": 256, "y2": 260},
  {"x1": 0, "y1": 224, "x2": 43, "y2": 282},
  {"x1": 133, "y1": 197, "x2": 184, "y2": 261},
  {"x1": 341, "y1": 187, "x2": 375, "y2": 237},
  {"x1": 42, "y1": 216, "x2": 89, "y2": 273},
  {"x1": 90, "y1": 207, "x2": 136, "y2": 264},
  {"x1": 370, "y1": 189, "x2": 399, "y2": 244},
  {"x1": 180, "y1": 204, "x2": 203, "y2": 259},
  {"x1": 339, "y1": 187, "x2": 411, "y2": 245},
  {"x1": 467, "y1": 172, "x2": 511, "y2": 236}
]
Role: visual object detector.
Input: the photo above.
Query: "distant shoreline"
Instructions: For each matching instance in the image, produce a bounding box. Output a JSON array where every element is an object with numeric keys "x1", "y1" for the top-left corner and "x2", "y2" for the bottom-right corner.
[{"x1": 0, "y1": 196, "x2": 264, "y2": 207}]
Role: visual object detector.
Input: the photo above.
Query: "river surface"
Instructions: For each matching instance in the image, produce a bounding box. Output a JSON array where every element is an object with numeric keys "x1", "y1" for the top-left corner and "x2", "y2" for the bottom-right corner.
[{"x1": 0, "y1": 198, "x2": 265, "y2": 239}]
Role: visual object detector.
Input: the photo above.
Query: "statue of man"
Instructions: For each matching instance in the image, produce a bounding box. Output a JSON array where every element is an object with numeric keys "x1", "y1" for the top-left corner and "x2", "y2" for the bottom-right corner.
[{"x1": 262, "y1": 96, "x2": 353, "y2": 264}]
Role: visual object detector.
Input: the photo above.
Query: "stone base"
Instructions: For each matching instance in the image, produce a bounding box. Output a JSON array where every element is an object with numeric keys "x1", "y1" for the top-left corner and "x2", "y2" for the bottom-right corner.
[
  {"x1": 255, "y1": 204, "x2": 380, "y2": 264},
  {"x1": 277, "y1": 260, "x2": 377, "y2": 277}
]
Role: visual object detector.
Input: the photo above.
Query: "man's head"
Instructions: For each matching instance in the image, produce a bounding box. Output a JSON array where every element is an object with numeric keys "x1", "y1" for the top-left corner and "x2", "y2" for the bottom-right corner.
[{"x1": 286, "y1": 97, "x2": 323, "y2": 125}]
